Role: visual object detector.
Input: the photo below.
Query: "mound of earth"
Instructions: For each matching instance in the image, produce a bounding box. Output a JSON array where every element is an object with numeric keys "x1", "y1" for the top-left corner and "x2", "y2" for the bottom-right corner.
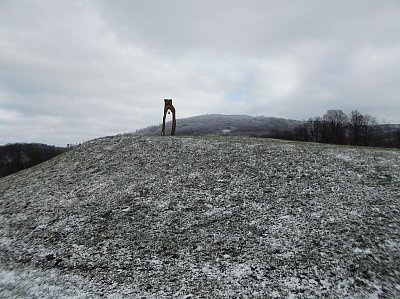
[{"x1": 1, "y1": 135, "x2": 399, "y2": 298}]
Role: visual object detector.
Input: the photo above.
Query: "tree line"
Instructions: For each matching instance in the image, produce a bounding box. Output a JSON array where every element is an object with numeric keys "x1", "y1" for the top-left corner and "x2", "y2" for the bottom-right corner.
[
  {"x1": 0, "y1": 143, "x2": 69, "y2": 178},
  {"x1": 271, "y1": 109, "x2": 400, "y2": 148}
]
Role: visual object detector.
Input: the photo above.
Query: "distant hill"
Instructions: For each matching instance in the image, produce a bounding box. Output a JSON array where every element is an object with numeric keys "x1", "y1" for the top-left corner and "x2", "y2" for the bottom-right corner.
[
  {"x1": 135, "y1": 114, "x2": 400, "y2": 147},
  {"x1": 136, "y1": 114, "x2": 302, "y2": 136},
  {"x1": 0, "y1": 143, "x2": 69, "y2": 177}
]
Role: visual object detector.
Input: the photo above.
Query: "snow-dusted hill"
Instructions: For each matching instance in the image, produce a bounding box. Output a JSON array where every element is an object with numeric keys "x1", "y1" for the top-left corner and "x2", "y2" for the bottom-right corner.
[
  {"x1": 136, "y1": 114, "x2": 302, "y2": 136},
  {"x1": 1, "y1": 135, "x2": 399, "y2": 298}
]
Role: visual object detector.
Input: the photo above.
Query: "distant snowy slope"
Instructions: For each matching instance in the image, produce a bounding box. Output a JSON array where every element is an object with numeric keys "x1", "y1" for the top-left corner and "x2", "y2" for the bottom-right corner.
[
  {"x1": 1, "y1": 135, "x2": 399, "y2": 298},
  {"x1": 136, "y1": 114, "x2": 302, "y2": 136}
]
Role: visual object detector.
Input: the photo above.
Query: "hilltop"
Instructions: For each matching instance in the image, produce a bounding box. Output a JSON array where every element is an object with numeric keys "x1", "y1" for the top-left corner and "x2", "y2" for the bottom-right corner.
[{"x1": 1, "y1": 135, "x2": 399, "y2": 298}]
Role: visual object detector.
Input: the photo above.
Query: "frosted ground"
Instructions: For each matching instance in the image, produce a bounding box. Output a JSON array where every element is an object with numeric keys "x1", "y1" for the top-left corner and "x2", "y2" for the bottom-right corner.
[{"x1": 1, "y1": 135, "x2": 399, "y2": 298}]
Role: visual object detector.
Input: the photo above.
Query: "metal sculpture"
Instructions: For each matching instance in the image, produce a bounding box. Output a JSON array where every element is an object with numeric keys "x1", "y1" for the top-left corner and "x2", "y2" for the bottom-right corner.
[{"x1": 161, "y1": 99, "x2": 176, "y2": 136}]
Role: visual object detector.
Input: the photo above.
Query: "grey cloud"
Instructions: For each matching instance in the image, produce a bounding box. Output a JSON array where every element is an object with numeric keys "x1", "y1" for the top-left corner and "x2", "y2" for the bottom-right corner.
[{"x1": 0, "y1": 0, "x2": 399, "y2": 145}]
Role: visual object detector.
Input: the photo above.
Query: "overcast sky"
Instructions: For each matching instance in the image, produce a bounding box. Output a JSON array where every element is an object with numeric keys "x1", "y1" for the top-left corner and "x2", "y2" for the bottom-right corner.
[{"x1": 1, "y1": 0, "x2": 399, "y2": 145}]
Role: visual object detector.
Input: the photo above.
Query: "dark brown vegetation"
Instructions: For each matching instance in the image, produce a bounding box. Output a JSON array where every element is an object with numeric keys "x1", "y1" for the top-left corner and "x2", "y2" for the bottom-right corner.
[
  {"x1": 271, "y1": 110, "x2": 400, "y2": 148},
  {"x1": 0, "y1": 143, "x2": 69, "y2": 178}
]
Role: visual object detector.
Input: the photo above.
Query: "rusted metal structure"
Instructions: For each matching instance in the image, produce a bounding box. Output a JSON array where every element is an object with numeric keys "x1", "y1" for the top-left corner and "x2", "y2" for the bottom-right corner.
[{"x1": 161, "y1": 99, "x2": 176, "y2": 136}]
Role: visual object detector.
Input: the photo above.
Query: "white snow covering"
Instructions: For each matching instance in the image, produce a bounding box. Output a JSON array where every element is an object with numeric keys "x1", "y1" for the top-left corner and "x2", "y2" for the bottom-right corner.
[{"x1": 1, "y1": 135, "x2": 399, "y2": 298}]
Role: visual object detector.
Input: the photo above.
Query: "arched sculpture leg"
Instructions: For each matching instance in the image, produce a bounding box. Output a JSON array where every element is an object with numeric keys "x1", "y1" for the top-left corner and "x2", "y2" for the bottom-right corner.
[
  {"x1": 161, "y1": 99, "x2": 176, "y2": 136},
  {"x1": 161, "y1": 108, "x2": 168, "y2": 136},
  {"x1": 171, "y1": 107, "x2": 176, "y2": 135}
]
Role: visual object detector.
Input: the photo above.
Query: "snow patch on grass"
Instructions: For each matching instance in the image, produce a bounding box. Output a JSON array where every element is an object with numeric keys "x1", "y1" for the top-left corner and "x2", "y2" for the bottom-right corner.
[{"x1": 1, "y1": 135, "x2": 399, "y2": 298}]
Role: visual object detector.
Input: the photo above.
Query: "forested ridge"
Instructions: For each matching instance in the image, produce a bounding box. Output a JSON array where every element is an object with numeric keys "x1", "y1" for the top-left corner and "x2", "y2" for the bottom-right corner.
[
  {"x1": 270, "y1": 110, "x2": 400, "y2": 148},
  {"x1": 0, "y1": 143, "x2": 69, "y2": 178}
]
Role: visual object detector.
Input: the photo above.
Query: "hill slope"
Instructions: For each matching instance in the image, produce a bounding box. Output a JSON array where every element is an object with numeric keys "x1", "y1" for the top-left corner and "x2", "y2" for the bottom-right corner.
[
  {"x1": 1, "y1": 135, "x2": 399, "y2": 297},
  {"x1": 136, "y1": 114, "x2": 302, "y2": 136}
]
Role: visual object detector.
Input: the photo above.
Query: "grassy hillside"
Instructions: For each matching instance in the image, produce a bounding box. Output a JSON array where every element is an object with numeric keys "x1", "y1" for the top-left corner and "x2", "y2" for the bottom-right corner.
[{"x1": 1, "y1": 135, "x2": 399, "y2": 298}]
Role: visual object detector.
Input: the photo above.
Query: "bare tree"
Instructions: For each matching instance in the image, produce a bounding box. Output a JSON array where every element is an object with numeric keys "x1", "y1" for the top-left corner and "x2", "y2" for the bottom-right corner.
[
  {"x1": 288, "y1": 109, "x2": 392, "y2": 147},
  {"x1": 361, "y1": 114, "x2": 378, "y2": 146},
  {"x1": 323, "y1": 109, "x2": 348, "y2": 144},
  {"x1": 349, "y1": 110, "x2": 363, "y2": 145}
]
